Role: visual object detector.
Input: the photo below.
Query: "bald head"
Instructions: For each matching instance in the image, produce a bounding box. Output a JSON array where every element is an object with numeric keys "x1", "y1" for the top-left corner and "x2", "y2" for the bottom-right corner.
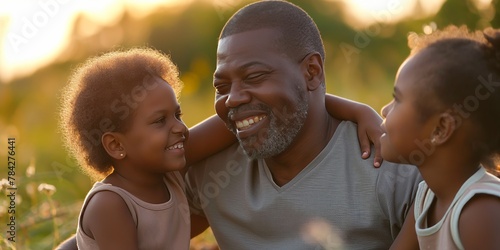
[{"x1": 220, "y1": 0, "x2": 325, "y2": 63}]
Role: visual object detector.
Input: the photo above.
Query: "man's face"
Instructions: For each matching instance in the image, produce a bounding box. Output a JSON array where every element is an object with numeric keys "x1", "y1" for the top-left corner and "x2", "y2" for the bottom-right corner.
[{"x1": 213, "y1": 28, "x2": 309, "y2": 159}]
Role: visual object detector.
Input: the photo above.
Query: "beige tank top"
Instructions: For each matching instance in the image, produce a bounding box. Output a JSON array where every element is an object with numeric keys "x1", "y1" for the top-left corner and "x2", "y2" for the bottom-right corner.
[
  {"x1": 76, "y1": 171, "x2": 190, "y2": 249},
  {"x1": 414, "y1": 167, "x2": 500, "y2": 250}
]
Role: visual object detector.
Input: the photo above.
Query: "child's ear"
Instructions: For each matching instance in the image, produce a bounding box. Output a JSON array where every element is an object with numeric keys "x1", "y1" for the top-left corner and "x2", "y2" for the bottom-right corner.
[
  {"x1": 301, "y1": 52, "x2": 324, "y2": 91},
  {"x1": 431, "y1": 112, "x2": 457, "y2": 145},
  {"x1": 102, "y1": 132, "x2": 126, "y2": 160}
]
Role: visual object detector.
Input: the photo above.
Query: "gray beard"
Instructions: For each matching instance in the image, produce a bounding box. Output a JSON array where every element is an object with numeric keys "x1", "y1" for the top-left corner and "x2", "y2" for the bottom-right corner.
[{"x1": 227, "y1": 98, "x2": 308, "y2": 160}]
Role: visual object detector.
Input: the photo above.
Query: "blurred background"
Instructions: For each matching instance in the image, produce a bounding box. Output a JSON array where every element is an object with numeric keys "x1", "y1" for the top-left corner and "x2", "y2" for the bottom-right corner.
[{"x1": 0, "y1": 0, "x2": 498, "y2": 249}]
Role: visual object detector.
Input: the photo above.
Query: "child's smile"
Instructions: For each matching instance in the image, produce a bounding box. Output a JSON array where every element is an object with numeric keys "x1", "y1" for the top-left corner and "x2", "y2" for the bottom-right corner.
[{"x1": 120, "y1": 76, "x2": 188, "y2": 173}]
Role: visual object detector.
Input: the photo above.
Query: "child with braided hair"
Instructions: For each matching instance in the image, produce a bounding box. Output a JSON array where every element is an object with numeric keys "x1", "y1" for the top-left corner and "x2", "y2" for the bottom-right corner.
[{"x1": 382, "y1": 26, "x2": 500, "y2": 250}]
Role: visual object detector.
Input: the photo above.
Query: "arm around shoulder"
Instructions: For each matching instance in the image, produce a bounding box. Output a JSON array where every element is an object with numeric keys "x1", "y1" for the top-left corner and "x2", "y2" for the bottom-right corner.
[
  {"x1": 185, "y1": 114, "x2": 236, "y2": 167},
  {"x1": 324, "y1": 94, "x2": 384, "y2": 167},
  {"x1": 324, "y1": 94, "x2": 377, "y2": 122}
]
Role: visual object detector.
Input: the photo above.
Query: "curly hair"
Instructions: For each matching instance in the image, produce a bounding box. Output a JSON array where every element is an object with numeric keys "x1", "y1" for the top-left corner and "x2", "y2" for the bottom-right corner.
[
  {"x1": 407, "y1": 25, "x2": 500, "y2": 176},
  {"x1": 60, "y1": 47, "x2": 183, "y2": 179}
]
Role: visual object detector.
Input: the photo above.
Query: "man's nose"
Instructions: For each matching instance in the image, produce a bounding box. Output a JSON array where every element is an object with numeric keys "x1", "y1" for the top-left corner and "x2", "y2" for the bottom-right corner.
[{"x1": 225, "y1": 82, "x2": 250, "y2": 108}]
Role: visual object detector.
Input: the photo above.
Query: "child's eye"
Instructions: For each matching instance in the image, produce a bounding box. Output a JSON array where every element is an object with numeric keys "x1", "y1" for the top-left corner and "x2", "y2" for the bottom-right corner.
[
  {"x1": 392, "y1": 93, "x2": 399, "y2": 102},
  {"x1": 175, "y1": 111, "x2": 183, "y2": 120},
  {"x1": 154, "y1": 117, "x2": 166, "y2": 124}
]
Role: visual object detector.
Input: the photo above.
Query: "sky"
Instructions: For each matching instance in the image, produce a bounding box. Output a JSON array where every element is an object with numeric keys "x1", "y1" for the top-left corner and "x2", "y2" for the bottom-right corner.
[
  {"x1": 340, "y1": 0, "x2": 445, "y2": 27},
  {"x1": 0, "y1": 0, "x2": 193, "y2": 83},
  {"x1": 0, "y1": 0, "x2": 489, "y2": 84}
]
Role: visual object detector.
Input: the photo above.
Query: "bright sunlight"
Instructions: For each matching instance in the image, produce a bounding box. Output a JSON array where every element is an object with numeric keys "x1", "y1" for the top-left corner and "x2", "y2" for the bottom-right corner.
[
  {"x1": 0, "y1": 0, "x2": 189, "y2": 84},
  {"x1": 2, "y1": 0, "x2": 490, "y2": 84},
  {"x1": 338, "y1": 0, "x2": 447, "y2": 28}
]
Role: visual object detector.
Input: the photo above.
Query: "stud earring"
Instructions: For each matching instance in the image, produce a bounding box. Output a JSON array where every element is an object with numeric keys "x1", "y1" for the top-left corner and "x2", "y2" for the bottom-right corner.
[
  {"x1": 120, "y1": 153, "x2": 124, "y2": 157},
  {"x1": 431, "y1": 138, "x2": 436, "y2": 144}
]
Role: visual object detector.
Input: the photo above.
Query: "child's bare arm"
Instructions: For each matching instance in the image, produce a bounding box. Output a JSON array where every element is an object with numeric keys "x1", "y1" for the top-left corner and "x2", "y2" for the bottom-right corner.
[
  {"x1": 459, "y1": 194, "x2": 500, "y2": 249},
  {"x1": 184, "y1": 114, "x2": 236, "y2": 167},
  {"x1": 389, "y1": 203, "x2": 419, "y2": 250},
  {"x1": 84, "y1": 191, "x2": 139, "y2": 250},
  {"x1": 191, "y1": 214, "x2": 210, "y2": 238},
  {"x1": 325, "y1": 94, "x2": 383, "y2": 167},
  {"x1": 183, "y1": 95, "x2": 384, "y2": 169}
]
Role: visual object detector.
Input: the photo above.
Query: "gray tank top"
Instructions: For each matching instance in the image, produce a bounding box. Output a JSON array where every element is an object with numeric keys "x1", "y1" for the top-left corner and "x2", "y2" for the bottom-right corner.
[{"x1": 76, "y1": 171, "x2": 190, "y2": 249}]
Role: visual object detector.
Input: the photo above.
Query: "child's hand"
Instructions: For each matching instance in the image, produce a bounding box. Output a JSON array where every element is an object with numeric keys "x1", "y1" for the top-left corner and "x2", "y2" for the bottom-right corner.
[
  {"x1": 324, "y1": 94, "x2": 384, "y2": 167},
  {"x1": 355, "y1": 105, "x2": 383, "y2": 168}
]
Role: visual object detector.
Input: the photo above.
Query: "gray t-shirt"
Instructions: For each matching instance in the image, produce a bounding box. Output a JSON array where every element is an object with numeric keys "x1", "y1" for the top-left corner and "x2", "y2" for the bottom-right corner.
[{"x1": 186, "y1": 121, "x2": 421, "y2": 250}]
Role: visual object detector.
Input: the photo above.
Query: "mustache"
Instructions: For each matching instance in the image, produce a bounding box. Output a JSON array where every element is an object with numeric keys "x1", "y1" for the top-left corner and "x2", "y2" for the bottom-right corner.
[{"x1": 227, "y1": 103, "x2": 271, "y2": 118}]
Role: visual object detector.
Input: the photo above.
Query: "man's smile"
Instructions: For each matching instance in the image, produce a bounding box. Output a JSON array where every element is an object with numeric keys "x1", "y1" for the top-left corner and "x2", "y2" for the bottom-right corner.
[{"x1": 235, "y1": 115, "x2": 267, "y2": 130}]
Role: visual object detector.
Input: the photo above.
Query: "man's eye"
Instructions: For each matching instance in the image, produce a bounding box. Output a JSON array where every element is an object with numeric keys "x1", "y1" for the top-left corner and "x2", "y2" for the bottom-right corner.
[
  {"x1": 215, "y1": 83, "x2": 230, "y2": 94},
  {"x1": 246, "y1": 73, "x2": 266, "y2": 82}
]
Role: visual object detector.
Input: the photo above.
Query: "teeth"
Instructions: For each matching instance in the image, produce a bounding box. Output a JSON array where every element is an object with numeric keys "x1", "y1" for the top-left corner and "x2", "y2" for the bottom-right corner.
[
  {"x1": 166, "y1": 142, "x2": 184, "y2": 150},
  {"x1": 236, "y1": 115, "x2": 266, "y2": 130}
]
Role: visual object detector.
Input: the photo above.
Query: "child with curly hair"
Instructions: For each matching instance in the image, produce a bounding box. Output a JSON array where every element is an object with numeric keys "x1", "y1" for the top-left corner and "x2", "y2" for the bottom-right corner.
[
  {"x1": 59, "y1": 47, "x2": 385, "y2": 249},
  {"x1": 60, "y1": 47, "x2": 211, "y2": 249},
  {"x1": 382, "y1": 26, "x2": 500, "y2": 249}
]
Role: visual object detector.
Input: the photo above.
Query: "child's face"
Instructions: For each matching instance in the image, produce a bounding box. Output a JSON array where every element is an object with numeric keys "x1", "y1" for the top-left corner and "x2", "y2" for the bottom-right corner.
[
  {"x1": 380, "y1": 53, "x2": 439, "y2": 165},
  {"x1": 120, "y1": 77, "x2": 188, "y2": 173}
]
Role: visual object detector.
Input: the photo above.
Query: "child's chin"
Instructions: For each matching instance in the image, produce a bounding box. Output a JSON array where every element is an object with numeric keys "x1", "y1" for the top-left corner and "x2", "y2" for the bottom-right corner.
[
  {"x1": 166, "y1": 161, "x2": 186, "y2": 172},
  {"x1": 380, "y1": 151, "x2": 402, "y2": 164}
]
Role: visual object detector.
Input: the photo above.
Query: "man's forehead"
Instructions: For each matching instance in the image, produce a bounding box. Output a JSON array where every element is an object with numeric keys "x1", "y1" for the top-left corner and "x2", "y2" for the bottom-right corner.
[{"x1": 217, "y1": 28, "x2": 280, "y2": 55}]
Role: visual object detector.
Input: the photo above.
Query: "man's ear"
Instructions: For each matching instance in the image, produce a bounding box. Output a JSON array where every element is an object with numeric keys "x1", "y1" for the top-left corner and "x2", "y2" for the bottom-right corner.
[
  {"x1": 431, "y1": 112, "x2": 457, "y2": 145},
  {"x1": 102, "y1": 132, "x2": 126, "y2": 160},
  {"x1": 301, "y1": 52, "x2": 324, "y2": 91}
]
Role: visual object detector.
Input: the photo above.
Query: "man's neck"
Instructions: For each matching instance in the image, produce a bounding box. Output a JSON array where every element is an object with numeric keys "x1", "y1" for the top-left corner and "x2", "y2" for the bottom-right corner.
[{"x1": 264, "y1": 112, "x2": 339, "y2": 186}]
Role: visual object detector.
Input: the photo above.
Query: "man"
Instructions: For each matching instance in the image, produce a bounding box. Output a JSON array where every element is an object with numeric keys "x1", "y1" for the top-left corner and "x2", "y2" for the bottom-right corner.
[
  {"x1": 186, "y1": 1, "x2": 420, "y2": 249},
  {"x1": 56, "y1": 1, "x2": 420, "y2": 249}
]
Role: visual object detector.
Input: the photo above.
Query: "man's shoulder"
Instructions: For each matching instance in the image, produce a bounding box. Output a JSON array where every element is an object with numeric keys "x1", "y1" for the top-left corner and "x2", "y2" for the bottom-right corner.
[
  {"x1": 375, "y1": 160, "x2": 422, "y2": 199},
  {"x1": 335, "y1": 121, "x2": 420, "y2": 180},
  {"x1": 335, "y1": 121, "x2": 422, "y2": 187},
  {"x1": 378, "y1": 159, "x2": 421, "y2": 180},
  {"x1": 333, "y1": 120, "x2": 363, "y2": 145}
]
